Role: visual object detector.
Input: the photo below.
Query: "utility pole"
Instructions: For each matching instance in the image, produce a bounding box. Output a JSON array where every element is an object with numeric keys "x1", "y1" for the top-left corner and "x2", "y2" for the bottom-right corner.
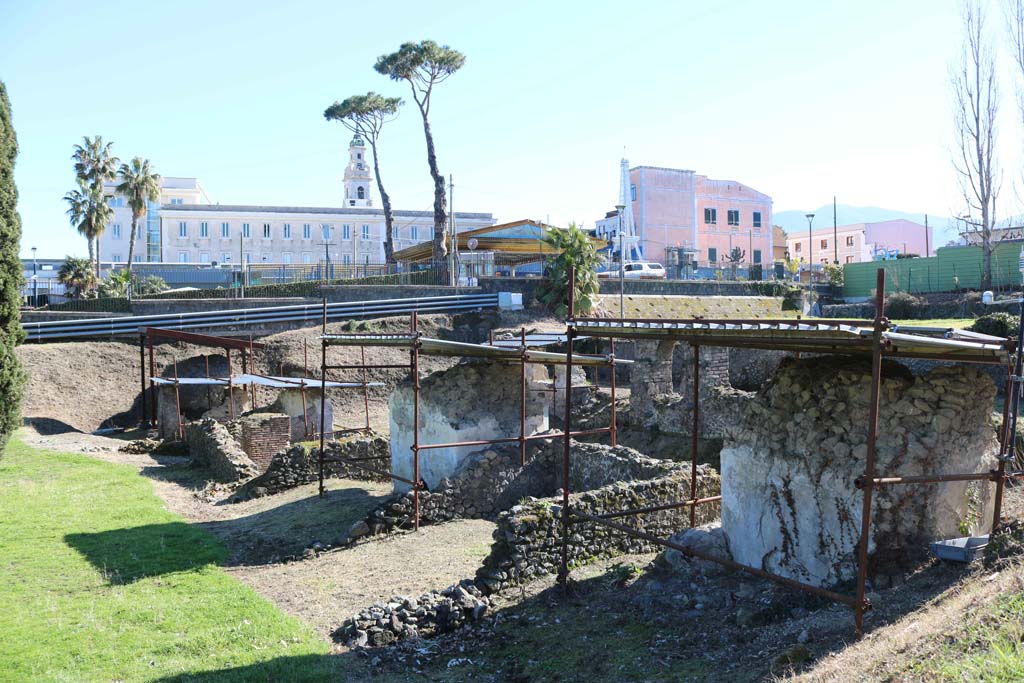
[
  {"x1": 617, "y1": 204, "x2": 625, "y2": 318},
  {"x1": 448, "y1": 174, "x2": 456, "y2": 287},
  {"x1": 805, "y1": 212, "x2": 815, "y2": 281}
]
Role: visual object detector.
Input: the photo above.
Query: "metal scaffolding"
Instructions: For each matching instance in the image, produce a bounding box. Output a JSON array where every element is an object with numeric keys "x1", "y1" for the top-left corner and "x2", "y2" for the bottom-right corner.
[
  {"x1": 318, "y1": 307, "x2": 631, "y2": 528},
  {"x1": 556, "y1": 267, "x2": 1020, "y2": 637}
]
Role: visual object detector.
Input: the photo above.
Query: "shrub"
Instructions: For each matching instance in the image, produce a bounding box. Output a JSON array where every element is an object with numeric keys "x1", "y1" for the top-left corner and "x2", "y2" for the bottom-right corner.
[
  {"x1": 0, "y1": 81, "x2": 25, "y2": 453},
  {"x1": 970, "y1": 312, "x2": 1020, "y2": 339},
  {"x1": 884, "y1": 291, "x2": 925, "y2": 319}
]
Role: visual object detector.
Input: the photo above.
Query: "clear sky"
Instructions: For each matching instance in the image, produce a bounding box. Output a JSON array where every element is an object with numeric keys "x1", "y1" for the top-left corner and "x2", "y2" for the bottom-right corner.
[{"x1": 2, "y1": 0, "x2": 1021, "y2": 258}]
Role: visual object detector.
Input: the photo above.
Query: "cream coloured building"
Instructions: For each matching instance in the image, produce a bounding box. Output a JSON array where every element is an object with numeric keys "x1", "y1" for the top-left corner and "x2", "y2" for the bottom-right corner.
[{"x1": 97, "y1": 136, "x2": 494, "y2": 265}]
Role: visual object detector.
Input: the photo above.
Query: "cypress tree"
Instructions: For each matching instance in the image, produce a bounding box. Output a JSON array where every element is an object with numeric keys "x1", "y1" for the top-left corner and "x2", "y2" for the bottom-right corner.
[{"x1": 0, "y1": 80, "x2": 26, "y2": 454}]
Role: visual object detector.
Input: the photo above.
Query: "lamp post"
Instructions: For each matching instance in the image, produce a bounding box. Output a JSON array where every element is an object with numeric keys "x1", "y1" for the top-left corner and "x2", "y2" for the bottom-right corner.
[
  {"x1": 31, "y1": 246, "x2": 37, "y2": 306},
  {"x1": 616, "y1": 203, "x2": 625, "y2": 319},
  {"x1": 805, "y1": 212, "x2": 815, "y2": 281}
]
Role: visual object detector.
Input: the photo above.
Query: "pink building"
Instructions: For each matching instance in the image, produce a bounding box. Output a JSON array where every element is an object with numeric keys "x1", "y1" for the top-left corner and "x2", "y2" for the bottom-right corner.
[
  {"x1": 596, "y1": 166, "x2": 773, "y2": 275},
  {"x1": 785, "y1": 219, "x2": 933, "y2": 265}
]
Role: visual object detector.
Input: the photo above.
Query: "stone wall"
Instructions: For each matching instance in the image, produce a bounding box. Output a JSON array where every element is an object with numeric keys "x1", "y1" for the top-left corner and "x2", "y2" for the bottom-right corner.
[
  {"x1": 720, "y1": 357, "x2": 1000, "y2": 588},
  {"x1": 185, "y1": 418, "x2": 260, "y2": 482},
  {"x1": 238, "y1": 413, "x2": 291, "y2": 470},
  {"x1": 236, "y1": 433, "x2": 391, "y2": 499},
  {"x1": 389, "y1": 360, "x2": 549, "y2": 492},
  {"x1": 475, "y1": 463, "x2": 720, "y2": 593}
]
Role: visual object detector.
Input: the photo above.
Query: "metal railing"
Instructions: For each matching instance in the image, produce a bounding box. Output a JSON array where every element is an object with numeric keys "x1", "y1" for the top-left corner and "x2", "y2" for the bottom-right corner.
[{"x1": 22, "y1": 293, "x2": 500, "y2": 342}]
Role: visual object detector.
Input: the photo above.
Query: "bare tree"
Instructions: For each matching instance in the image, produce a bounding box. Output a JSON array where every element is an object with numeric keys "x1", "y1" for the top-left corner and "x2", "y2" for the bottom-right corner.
[
  {"x1": 1007, "y1": 0, "x2": 1024, "y2": 201},
  {"x1": 952, "y1": 0, "x2": 1002, "y2": 289}
]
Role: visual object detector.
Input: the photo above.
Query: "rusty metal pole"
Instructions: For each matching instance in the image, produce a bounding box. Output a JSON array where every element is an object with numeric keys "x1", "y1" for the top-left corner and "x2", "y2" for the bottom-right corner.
[
  {"x1": 249, "y1": 335, "x2": 257, "y2": 408},
  {"x1": 520, "y1": 328, "x2": 527, "y2": 466},
  {"x1": 558, "y1": 268, "x2": 577, "y2": 585},
  {"x1": 609, "y1": 337, "x2": 617, "y2": 448},
  {"x1": 411, "y1": 312, "x2": 421, "y2": 531},
  {"x1": 148, "y1": 335, "x2": 157, "y2": 426},
  {"x1": 204, "y1": 354, "x2": 212, "y2": 412},
  {"x1": 226, "y1": 349, "x2": 235, "y2": 421},
  {"x1": 172, "y1": 354, "x2": 183, "y2": 441},
  {"x1": 360, "y1": 345, "x2": 371, "y2": 432},
  {"x1": 993, "y1": 368, "x2": 1013, "y2": 532},
  {"x1": 139, "y1": 333, "x2": 147, "y2": 427},
  {"x1": 300, "y1": 384, "x2": 309, "y2": 440},
  {"x1": 319, "y1": 336, "x2": 327, "y2": 498},
  {"x1": 854, "y1": 268, "x2": 886, "y2": 636},
  {"x1": 690, "y1": 344, "x2": 700, "y2": 528}
]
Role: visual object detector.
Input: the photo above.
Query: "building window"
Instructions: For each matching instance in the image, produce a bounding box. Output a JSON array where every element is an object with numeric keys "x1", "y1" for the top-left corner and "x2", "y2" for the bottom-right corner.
[
  {"x1": 244, "y1": 252, "x2": 252, "y2": 264},
  {"x1": 169, "y1": 198, "x2": 183, "y2": 205},
  {"x1": 820, "y1": 239, "x2": 828, "y2": 249},
  {"x1": 708, "y1": 247, "x2": 718, "y2": 263},
  {"x1": 411, "y1": 225, "x2": 419, "y2": 241},
  {"x1": 283, "y1": 223, "x2": 291, "y2": 239},
  {"x1": 322, "y1": 224, "x2": 332, "y2": 240},
  {"x1": 630, "y1": 184, "x2": 636, "y2": 202},
  {"x1": 178, "y1": 252, "x2": 189, "y2": 263},
  {"x1": 753, "y1": 249, "x2": 762, "y2": 264},
  {"x1": 199, "y1": 251, "x2": 210, "y2": 264},
  {"x1": 753, "y1": 211, "x2": 762, "y2": 228},
  {"x1": 178, "y1": 221, "x2": 187, "y2": 238},
  {"x1": 704, "y1": 208, "x2": 717, "y2": 225},
  {"x1": 282, "y1": 252, "x2": 292, "y2": 264},
  {"x1": 263, "y1": 223, "x2": 271, "y2": 239},
  {"x1": 302, "y1": 224, "x2": 310, "y2": 239},
  {"x1": 342, "y1": 224, "x2": 351, "y2": 240},
  {"x1": 242, "y1": 223, "x2": 251, "y2": 238},
  {"x1": 342, "y1": 254, "x2": 351, "y2": 265},
  {"x1": 221, "y1": 252, "x2": 231, "y2": 263},
  {"x1": 846, "y1": 235, "x2": 855, "y2": 247},
  {"x1": 200, "y1": 222, "x2": 209, "y2": 238},
  {"x1": 357, "y1": 186, "x2": 365, "y2": 200},
  {"x1": 361, "y1": 224, "x2": 369, "y2": 240},
  {"x1": 794, "y1": 242, "x2": 802, "y2": 253},
  {"x1": 727, "y1": 209, "x2": 740, "y2": 226},
  {"x1": 134, "y1": 254, "x2": 143, "y2": 263},
  {"x1": 221, "y1": 222, "x2": 230, "y2": 238},
  {"x1": 112, "y1": 254, "x2": 122, "y2": 263},
  {"x1": 302, "y1": 253, "x2": 311, "y2": 264},
  {"x1": 846, "y1": 255, "x2": 854, "y2": 264},
  {"x1": 112, "y1": 223, "x2": 122, "y2": 239}
]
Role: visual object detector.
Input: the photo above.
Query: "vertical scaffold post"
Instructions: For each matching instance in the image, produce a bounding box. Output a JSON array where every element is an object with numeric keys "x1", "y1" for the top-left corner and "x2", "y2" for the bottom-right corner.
[
  {"x1": 204, "y1": 355, "x2": 212, "y2": 412},
  {"x1": 172, "y1": 354, "x2": 183, "y2": 441},
  {"x1": 690, "y1": 343, "x2": 700, "y2": 528},
  {"x1": 360, "y1": 345, "x2": 371, "y2": 432},
  {"x1": 248, "y1": 335, "x2": 257, "y2": 408},
  {"x1": 139, "y1": 333, "x2": 147, "y2": 427},
  {"x1": 318, "y1": 299, "x2": 328, "y2": 499},
  {"x1": 148, "y1": 334, "x2": 157, "y2": 426},
  {"x1": 609, "y1": 337, "x2": 617, "y2": 448},
  {"x1": 854, "y1": 267, "x2": 886, "y2": 636},
  {"x1": 558, "y1": 267, "x2": 577, "y2": 585},
  {"x1": 993, "y1": 295, "x2": 1024, "y2": 530},
  {"x1": 520, "y1": 327, "x2": 527, "y2": 466},
  {"x1": 994, "y1": 368, "x2": 1013, "y2": 532},
  {"x1": 411, "y1": 312, "x2": 421, "y2": 531},
  {"x1": 227, "y1": 349, "x2": 235, "y2": 420}
]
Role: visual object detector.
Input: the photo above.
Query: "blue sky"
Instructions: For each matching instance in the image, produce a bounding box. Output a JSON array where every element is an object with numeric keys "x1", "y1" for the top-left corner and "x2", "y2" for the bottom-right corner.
[{"x1": 2, "y1": 0, "x2": 1020, "y2": 258}]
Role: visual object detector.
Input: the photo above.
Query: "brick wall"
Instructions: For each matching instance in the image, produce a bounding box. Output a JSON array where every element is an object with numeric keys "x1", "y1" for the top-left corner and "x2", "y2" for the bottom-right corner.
[{"x1": 238, "y1": 413, "x2": 291, "y2": 470}]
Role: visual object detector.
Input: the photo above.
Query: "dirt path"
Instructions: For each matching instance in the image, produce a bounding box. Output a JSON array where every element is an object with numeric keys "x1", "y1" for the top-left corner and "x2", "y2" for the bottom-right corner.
[{"x1": 232, "y1": 520, "x2": 496, "y2": 639}]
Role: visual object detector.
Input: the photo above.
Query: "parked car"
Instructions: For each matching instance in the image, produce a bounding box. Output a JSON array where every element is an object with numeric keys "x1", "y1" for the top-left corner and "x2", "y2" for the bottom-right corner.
[{"x1": 598, "y1": 261, "x2": 667, "y2": 279}]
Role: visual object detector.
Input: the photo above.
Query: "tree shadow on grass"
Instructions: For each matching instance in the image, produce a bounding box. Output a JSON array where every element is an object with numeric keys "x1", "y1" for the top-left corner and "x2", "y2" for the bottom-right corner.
[
  {"x1": 64, "y1": 485, "x2": 389, "y2": 583},
  {"x1": 149, "y1": 654, "x2": 348, "y2": 683}
]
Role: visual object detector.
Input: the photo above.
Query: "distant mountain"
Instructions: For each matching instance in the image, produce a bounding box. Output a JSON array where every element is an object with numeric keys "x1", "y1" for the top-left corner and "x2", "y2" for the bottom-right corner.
[{"x1": 774, "y1": 205, "x2": 961, "y2": 248}]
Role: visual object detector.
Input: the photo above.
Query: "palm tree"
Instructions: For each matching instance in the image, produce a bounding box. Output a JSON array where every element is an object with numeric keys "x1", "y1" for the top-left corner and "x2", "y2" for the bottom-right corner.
[
  {"x1": 57, "y1": 256, "x2": 98, "y2": 298},
  {"x1": 62, "y1": 183, "x2": 93, "y2": 263},
  {"x1": 116, "y1": 157, "x2": 160, "y2": 279},
  {"x1": 70, "y1": 135, "x2": 118, "y2": 276}
]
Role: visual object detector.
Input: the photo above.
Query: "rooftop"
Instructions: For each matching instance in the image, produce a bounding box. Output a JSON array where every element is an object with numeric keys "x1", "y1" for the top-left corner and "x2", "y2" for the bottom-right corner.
[{"x1": 159, "y1": 204, "x2": 493, "y2": 220}]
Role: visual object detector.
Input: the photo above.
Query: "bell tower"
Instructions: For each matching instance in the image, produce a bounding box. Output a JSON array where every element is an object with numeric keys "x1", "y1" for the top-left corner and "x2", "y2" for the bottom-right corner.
[{"x1": 343, "y1": 135, "x2": 373, "y2": 207}]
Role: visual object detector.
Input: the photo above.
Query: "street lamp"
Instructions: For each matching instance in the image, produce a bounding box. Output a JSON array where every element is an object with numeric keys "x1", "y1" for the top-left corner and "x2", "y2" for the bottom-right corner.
[
  {"x1": 805, "y1": 212, "x2": 815, "y2": 281},
  {"x1": 31, "y1": 246, "x2": 37, "y2": 306},
  {"x1": 616, "y1": 203, "x2": 625, "y2": 319}
]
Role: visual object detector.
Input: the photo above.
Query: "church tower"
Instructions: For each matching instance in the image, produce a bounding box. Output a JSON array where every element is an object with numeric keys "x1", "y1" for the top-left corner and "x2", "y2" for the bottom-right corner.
[{"x1": 343, "y1": 135, "x2": 373, "y2": 207}]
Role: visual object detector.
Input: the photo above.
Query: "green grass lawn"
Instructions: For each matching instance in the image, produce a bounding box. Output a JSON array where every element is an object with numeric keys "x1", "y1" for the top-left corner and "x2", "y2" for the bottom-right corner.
[{"x1": 0, "y1": 434, "x2": 340, "y2": 683}]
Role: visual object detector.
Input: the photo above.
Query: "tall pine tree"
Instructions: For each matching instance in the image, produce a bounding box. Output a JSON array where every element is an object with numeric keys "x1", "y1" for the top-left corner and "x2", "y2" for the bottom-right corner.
[{"x1": 0, "y1": 80, "x2": 26, "y2": 454}]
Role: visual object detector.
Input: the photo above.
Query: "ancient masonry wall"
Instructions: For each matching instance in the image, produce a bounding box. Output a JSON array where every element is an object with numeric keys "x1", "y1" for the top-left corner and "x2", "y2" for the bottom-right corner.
[
  {"x1": 236, "y1": 434, "x2": 391, "y2": 500},
  {"x1": 239, "y1": 413, "x2": 291, "y2": 470},
  {"x1": 185, "y1": 418, "x2": 260, "y2": 482},
  {"x1": 720, "y1": 357, "x2": 1000, "y2": 588}
]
